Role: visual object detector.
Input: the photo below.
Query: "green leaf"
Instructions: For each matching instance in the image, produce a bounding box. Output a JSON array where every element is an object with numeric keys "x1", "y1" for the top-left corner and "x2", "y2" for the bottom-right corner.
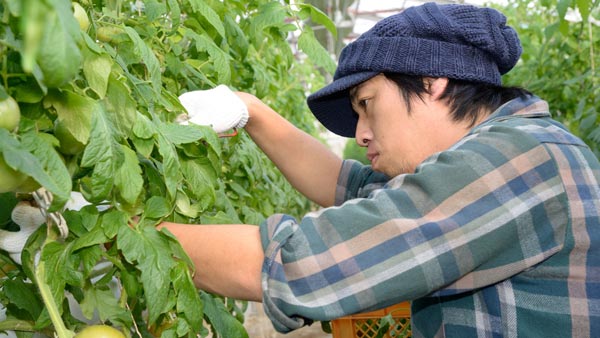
[
  {"x1": 72, "y1": 225, "x2": 108, "y2": 252},
  {"x1": 0, "y1": 193, "x2": 18, "y2": 226},
  {"x1": 45, "y1": 90, "x2": 94, "y2": 145},
  {"x1": 81, "y1": 105, "x2": 125, "y2": 202},
  {"x1": 36, "y1": 2, "x2": 82, "y2": 88},
  {"x1": 83, "y1": 51, "x2": 113, "y2": 99},
  {"x1": 167, "y1": 0, "x2": 182, "y2": 28},
  {"x1": 100, "y1": 209, "x2": 128, "y2": 239},
  {"x1": 114, "y1": 145, "x2": 143, "y2": 205},
  {"x1": 3, "y1": 278, "x2": 43, "y2": 319},
  {"x1": 102, "y1": 71, "x2": 137, "y2": 138},
  {"x1": 13, "y1": 78, "x2": 44, "y2": 103},
  {"x1": 144, "y1": 196, "x2": 171, "y2": 219},
  {"x1": 21, "y1": 0, "x2": 48, "y2": 72},
  {"x1": 133, "y1": 112, "x2": 157, "y2": 139},
  {"x1": 124, "y1": 27, "x2": 162, "y2": 93},
  {"x1": 161, "y1": 122, "x2": 214, "y2": 145},
  {"x1": 200, "y1": 210, "x2": 240, "y2": 225},
  {"x1": 189, "y1": 31, "x2": 232, "y2": 83},
  {"x1": 82, "y1": 32, "x2": 104, "y2": 54},
  {"x1": 20, "y1": 131, "x2": 72, "y2": 200},
  {"x1": 228, "y1": 181, "x2": 251, "y2": 198},
  {"x1": 297, "y1": 4, "x2": 337, "y2": 38},
  {"x1": 144, "y1": 0, "x2": 167, "y2": 21},
  {"x1": 180, "y1": 158, "x2": 216, "y2": 205},
  {"x1": 117, "y1": 226, "x2": 176, "y2": 324},
  {"x1": 172, "y1": 261, "x2": 203, "y2": 332},
  {"x1": 201, "y1": 292, "x2": 248, "y2": 338},
  {"x1": 576, "y1": 0, "x2": 590, "y2": 21},
  {"x1": 556, "y1": 0, "x2": 571, "y2": 20},
  {"x1": 156, "y1": 133, "x2": 182, "y2": 200},
  {"x1": 0, "y1": 129, "x2": 69, "y2": 202},
  {"x1": 298, "y1": 26, "x2": 336, "y2": 74},
  {"x1": 42, "y1": 241, "x2": 82, "y2": 287},
  {"x1": 189, "y1": 0, "x2": 226, "y2": 38},
  {"x1": 79, "y1": 245, "x2": 103, "y2": 277},
  {"x1": 223, "y1": 15, "x2": 249, "y2": 57},
  {"x1": 250, "y1": 2, "x2": 287, "y2": 35},
  {"x1": 132, "y1": 136, "x2": 154, "y2": 158},
  {"x1": 175, "y1": 191, "x2": 201, "y2": 218},
  {"x1": 81, "y1": 287, "x2": 132, "y2": 325}
]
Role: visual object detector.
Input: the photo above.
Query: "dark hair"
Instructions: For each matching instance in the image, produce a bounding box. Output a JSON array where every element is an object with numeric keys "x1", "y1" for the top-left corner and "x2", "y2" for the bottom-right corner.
[{"x1": 383, "y1": 73, "x2": 532, "y2": 127}]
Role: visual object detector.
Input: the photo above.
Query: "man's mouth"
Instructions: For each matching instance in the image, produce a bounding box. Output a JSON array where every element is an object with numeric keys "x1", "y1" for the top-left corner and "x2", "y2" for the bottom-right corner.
[{"x1": 367, "y1": 152, "x2": 378, "y2": 164}]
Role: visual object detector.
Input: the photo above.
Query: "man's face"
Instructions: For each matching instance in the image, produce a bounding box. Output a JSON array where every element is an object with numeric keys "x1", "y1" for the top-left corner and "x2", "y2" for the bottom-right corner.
[{"x1": 350, "y1": 74, "x2": 469, "y2": 177}]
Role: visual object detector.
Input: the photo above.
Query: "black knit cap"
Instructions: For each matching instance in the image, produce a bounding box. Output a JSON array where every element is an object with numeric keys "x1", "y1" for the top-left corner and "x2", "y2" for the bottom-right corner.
[{"x1": 306, "y1": 2, "x2": 522, "y2": 137}]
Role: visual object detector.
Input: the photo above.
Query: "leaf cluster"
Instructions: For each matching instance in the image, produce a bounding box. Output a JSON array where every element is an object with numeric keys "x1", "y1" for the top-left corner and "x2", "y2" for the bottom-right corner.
[{"x1": 0, "y1": 0, "x2": 335, "y2": 337}]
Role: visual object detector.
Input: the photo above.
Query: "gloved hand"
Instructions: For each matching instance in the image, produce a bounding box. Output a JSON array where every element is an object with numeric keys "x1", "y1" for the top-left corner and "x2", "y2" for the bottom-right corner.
[
  {"x1": 177, "y1": 85, "x2": 249, "y2": 134},
  {"x1": 0, "y1": 192, "x2": 94, "y2": 265},
  {"x1": 1, "y1": 201, "x2": 46, "y2": 265}
]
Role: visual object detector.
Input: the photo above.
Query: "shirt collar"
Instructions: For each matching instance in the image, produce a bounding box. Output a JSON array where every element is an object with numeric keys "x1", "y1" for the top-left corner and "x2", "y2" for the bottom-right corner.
[{"x1": 482, "y1": 95, "x2": 550, "y2": 124}]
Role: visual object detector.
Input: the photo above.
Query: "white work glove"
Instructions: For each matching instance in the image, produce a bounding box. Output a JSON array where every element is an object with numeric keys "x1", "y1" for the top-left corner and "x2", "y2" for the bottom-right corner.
[
  {"x1": 1, "y1": 201, "x2": 46, "y2": 265},
  {"x1": 177, "y1": 85, "x2": 249, "y2": 134}
]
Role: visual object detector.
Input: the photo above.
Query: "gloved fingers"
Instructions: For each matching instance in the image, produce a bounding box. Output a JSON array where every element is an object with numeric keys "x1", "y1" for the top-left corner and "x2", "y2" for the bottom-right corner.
[
  {"x1": 11, "y1": 201, "x2": 45, "y2": 233},
  {"x1": 0, "y1": 201, "x2": 48, "y2": 264},
  {"x1": 177, "y1": 85, "x2": 249, "y2": 133},
  {"x1": 32, "y1": 188, "x2": 68, "y2": 239}
]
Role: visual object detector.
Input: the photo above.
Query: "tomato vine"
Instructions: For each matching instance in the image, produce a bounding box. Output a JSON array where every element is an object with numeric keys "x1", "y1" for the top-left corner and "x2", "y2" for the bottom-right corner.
[{"x1": 0, "y1": 0, "x2": 334, "y2": 337}]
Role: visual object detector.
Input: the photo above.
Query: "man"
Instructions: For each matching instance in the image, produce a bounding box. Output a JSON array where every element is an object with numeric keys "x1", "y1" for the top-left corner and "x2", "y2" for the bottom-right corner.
[{"x1": 165, "y1": 2, "x2": 600, "y2": 337}]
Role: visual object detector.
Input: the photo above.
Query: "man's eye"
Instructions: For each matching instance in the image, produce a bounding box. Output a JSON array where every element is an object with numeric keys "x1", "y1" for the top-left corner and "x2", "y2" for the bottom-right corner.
[{"x1": 359, "y1": 99, "x2": 369, "y2": 108}]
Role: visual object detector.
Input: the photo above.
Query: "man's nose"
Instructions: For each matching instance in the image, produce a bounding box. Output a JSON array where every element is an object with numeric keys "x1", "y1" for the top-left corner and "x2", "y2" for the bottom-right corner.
[{"x1": 355, "y1": 117, "x2": 372, "y2": 147}]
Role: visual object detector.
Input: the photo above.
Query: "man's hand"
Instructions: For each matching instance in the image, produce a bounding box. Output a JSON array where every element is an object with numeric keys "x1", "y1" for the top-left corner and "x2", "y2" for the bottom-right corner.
[{"x1": 177, "y1": 85, "x2": 249, "y2": 134}]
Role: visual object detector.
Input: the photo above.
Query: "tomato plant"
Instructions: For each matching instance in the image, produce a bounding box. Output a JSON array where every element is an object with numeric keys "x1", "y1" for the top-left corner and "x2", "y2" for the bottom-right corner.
[{"x1": 0, "y1": 0, "x2": 334, "y2": 337}]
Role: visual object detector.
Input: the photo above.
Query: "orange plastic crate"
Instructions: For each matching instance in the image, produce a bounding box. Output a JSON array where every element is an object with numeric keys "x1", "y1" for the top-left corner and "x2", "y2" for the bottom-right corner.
[{"x1": 331, "y1": 302, "x2": 411, "y2": 338}]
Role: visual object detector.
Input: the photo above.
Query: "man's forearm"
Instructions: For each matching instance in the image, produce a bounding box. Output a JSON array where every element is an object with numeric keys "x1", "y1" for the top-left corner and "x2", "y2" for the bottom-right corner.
[
  {"x1": 160, "y1": 222, "x2": 264, "y2": 302},
  {"x1": 239, "y1": 93, "x2": 343, "y2": 207}
]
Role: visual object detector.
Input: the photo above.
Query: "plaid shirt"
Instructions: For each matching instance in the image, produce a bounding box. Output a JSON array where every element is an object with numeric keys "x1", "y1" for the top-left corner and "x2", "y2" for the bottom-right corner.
[{"x1": 259, "y1": 95, "x2": 600, "y2": 337}]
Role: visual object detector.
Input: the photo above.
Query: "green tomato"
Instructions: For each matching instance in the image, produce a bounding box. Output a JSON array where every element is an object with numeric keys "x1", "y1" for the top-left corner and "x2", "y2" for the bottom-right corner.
[
  {"x1": 72, "y1": 2, "x2": 90, "y2": 31},
  {"x1": 54, "y1": 120, "x2": 86, "y2": 155},
  {"x1": 0, "y1": 96, "x2": 20, "y2": 131},
  {"x1": 15, "y1": 176, "x2": 41, "y2": 194},
  {"x1": 96, "y1": 26, "x2": 126, "y2": 43},
  {"x1": 74, "y1": 325, "x2": 126, "y2": 338},
  {"x1": 0, "y1": 155, "x2": 27, "y2": 193}
]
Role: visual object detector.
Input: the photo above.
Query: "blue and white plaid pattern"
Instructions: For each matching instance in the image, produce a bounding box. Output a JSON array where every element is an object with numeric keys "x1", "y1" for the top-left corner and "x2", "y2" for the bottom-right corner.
[{"x1": 260, "y1": 96, "x2": 600, "y2": 337}]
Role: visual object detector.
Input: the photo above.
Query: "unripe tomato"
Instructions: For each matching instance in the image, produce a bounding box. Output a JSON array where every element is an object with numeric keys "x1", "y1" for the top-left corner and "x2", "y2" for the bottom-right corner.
[
  {"x1": 0, "y1": 96, "x2": 20, "y2": 131},
  {"x1": 74, "y1": 325, "x2": 126, "y2": 338},
  {"x1": 96, "y1": 26, "x2": 126, "y2": 43},
  {"x1": 73, "y1": 2, "x2": 90, "y2": 31},
  {"x1": 15, "y1": 176, "x2": 41, "y2": 194},
  {"x1": 54, "y1": 120, "x2": 86, "y2": 155},
  {"x1": 0, "y1": 155, "x2": 27, "y2": 193}
]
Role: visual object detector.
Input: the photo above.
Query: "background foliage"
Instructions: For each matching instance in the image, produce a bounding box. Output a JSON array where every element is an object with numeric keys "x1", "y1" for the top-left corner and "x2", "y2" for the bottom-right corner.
[
  {"x1": 499, "y1": 0, "x2": 600, "y2": 155},
  {"x1": 0, "y1": 0, "x2": 334, "y2": 337}
]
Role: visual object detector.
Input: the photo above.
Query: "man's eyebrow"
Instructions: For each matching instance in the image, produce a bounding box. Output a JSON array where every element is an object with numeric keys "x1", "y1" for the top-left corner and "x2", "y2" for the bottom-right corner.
[
  {"x1": 349, "y1": 82, "x2": 365, "y2": 105},
  {"x1": 349, "y1": 87, "x2": 358, "y2": 105}
]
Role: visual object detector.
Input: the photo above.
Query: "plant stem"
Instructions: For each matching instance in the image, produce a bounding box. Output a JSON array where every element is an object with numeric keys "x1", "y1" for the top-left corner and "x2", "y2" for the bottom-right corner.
[
  {"x1": 34, "y1": 261, "x2": 75, "y2": 338},
  {"x1": 0, "y1": 319, "x2": 36, "y2": 332}
]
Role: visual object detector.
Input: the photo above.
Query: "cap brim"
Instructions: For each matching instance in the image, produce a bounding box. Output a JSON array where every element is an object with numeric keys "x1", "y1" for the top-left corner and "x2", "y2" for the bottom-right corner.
[{"x1": 307, "y1": 71, "x2": 378, "y2": 138}]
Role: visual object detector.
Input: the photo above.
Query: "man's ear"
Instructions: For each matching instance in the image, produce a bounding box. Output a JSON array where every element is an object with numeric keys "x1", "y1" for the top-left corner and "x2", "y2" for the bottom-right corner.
[{"x1": 425, "y1": 77, "x2": 449, "y2": 100}]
